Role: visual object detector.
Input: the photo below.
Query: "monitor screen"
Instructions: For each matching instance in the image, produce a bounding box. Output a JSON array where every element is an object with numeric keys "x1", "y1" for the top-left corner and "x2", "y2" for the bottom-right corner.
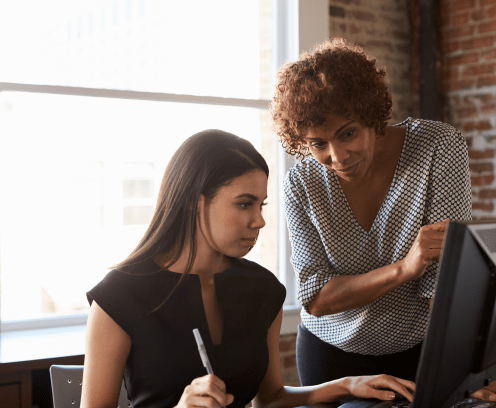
[{"x1": 413, "y1": 220, "x2": 496, "y2": 408}]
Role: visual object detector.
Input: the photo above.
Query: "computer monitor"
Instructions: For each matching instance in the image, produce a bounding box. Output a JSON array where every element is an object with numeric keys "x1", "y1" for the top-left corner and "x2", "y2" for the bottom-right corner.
[{"x1": 413, "y1": 220, "x2": 496, "y2": 408}]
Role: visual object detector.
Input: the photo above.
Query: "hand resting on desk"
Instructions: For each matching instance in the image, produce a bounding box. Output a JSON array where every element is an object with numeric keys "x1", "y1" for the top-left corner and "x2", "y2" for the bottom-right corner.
[
  {"x1": 472, "y1": 380, "x2": 496, "y2": 403},
  {"x1": 342, "y1": 375, "x2": 415, "y2": 403}
]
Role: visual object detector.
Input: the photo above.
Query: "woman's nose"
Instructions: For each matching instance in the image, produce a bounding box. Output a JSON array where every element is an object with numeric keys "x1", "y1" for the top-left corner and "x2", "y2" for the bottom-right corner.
[
  {"x1": 328, "y1": 143, "x2": 350, "y2": 164},
  {"x1": 251, "y1": 210, "x2": 266, "y2": 229}
]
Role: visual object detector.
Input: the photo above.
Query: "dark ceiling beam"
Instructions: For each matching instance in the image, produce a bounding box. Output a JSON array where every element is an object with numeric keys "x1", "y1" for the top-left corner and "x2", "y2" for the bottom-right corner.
[{"x1": 419, "y1": 0, "x2": 442, "y2": 121}]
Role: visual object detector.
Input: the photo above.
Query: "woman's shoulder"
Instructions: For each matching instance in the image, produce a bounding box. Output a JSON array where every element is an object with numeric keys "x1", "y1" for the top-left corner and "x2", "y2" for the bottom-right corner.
[
  {"x1": 87, "y1": 259, "x2": 181, "y2": 334},
  {"x1": 284, "y1": 157, "x2": 329, "y2": 192},
  {"x1": 404, "y1": 117, "x2": 465, "y2": 144},
  {"x1": 229, "y1": 258, "x2": 286, "y2": 294}
]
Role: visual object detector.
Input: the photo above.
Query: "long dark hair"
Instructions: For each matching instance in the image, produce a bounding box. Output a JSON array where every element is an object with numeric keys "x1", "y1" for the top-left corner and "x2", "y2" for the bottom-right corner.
[{"x1": 114, "y1": 129, "x2": 269, "y2": 287}]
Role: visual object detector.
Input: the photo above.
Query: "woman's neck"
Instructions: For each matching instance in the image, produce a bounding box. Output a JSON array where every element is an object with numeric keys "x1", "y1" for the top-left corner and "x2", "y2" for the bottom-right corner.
[{"x1": 153, "y1": 243, "x2": 232, "y2": 278}]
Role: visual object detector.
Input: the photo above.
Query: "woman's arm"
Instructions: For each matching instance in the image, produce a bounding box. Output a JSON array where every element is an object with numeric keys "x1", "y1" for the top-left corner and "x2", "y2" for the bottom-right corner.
[
  {"x1": 308, "y1": 220, "x2": 448, "y2": 316},
  {"x1": 254, "y1": 309, "x2": 415, "y2": 408},
  {"x1": 81, "y1": 301, "x2": 132, "y2": 408},
  {"x1": 284, "y1": 172, "x2": 445, "y2": 317},
  {"x1": 81, "y1": 301, "x2": 233, "y2": 408}
]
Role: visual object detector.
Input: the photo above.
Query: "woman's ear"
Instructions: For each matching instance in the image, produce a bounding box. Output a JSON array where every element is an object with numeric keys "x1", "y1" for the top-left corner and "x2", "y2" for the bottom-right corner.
[{"x1": 196, "y1": 195, "x2": 206, "y2": 216}]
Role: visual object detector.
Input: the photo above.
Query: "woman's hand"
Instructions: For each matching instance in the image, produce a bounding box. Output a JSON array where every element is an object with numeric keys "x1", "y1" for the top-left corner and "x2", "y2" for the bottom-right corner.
[
  {"x1": 176, "y1": 374, "x2": 234, "y2": 408},
  {"x1": 345, "y1": 374, "x2": 416, "y2": 403},
  {"x1": 471, "y1": 380, "x2": 496, "y2": 402},
  {"x1": 400, "y1": 219, "x2": 450, "y2": 281}
]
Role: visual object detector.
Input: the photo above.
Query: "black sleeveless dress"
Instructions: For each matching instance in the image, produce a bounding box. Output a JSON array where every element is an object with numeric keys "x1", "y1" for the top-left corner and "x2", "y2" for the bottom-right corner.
[{"x1": 87, "y1": 257, "x2": 286, "y2": 408}]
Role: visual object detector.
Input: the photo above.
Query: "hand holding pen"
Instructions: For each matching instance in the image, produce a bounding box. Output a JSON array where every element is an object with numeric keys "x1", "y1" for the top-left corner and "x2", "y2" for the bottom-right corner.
[{"x1": 174, "y1": 329, "x2": 234, "y2": 408}]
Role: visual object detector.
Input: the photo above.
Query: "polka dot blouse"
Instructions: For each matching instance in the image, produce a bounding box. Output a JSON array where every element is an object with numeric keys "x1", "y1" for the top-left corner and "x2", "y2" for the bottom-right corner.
[{"x1": 283, "y1": 118, "x2": 472, "y2": 355}]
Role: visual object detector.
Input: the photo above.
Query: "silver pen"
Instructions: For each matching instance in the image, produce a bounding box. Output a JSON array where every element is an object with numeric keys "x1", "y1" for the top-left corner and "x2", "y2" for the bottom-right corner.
[{"x1": 193, "y1": 328, "x2": 214, "y2": 374}]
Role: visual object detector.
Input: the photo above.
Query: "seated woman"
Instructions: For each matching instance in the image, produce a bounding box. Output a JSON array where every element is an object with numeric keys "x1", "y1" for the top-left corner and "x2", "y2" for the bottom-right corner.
[
  {"x1": 270, "y1": 37, "x2": 496, "y2": 401},
  {"x1": 81, "y1": 129, "x2": 415, "y2": 408}
]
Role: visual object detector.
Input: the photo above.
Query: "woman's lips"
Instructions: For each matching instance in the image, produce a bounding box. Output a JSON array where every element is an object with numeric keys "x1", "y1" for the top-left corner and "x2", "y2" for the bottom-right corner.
[{"x1": 333, "y1": 162, "x2": 359, "y2": 176}]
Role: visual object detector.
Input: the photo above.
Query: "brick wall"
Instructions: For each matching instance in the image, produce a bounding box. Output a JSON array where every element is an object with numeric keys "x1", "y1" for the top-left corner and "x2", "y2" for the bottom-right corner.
[
  {"x1": 439, "y1": 0, "x2": 496, "y2": 218},
  {"x1": 328, "y1": 0, "x2": 413, "y2": 123}
]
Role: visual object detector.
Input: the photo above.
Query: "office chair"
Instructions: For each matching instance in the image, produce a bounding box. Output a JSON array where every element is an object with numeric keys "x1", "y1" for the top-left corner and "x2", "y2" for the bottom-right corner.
[{"x1": 50, "y1": 365, "x2": 132, "y2": 408}]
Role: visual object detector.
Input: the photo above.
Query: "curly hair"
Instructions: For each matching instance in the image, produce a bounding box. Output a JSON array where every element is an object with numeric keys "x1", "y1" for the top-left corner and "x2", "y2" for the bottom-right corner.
[{"x1": 270, "y1": 37, "x2": 392, "y2": 160}]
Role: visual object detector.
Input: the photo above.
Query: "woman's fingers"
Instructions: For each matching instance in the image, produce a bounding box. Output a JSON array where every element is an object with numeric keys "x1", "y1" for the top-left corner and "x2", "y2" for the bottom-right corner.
[
  {"x1": 471, "y1": 387, "x2": 496, "y2": 402},
  {"x1": 348, "y1": 375, "x2": 416, "y2": 403},
  {"x1": 370, "y1": 375, "x2": 414, "y2": 403},
  {"x1": 180, "y1": 375, "x2": 233, "y2": 408}
]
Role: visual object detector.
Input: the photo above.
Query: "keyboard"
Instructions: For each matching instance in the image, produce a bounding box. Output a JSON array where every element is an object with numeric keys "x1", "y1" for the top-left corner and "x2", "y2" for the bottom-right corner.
[{"x1": 337, "y1": 397, "x2": 496, "y2": 408}]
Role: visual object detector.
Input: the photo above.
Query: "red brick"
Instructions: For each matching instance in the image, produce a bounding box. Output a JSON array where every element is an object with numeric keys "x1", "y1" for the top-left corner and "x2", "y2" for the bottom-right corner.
[
  {"x1": 460, "y1": 36, "x2": 495, "y2": 51},
  {"x1": 468, "y1": 149, "x2": 495, "y2": 159},
  {"x1": 366, "y1": 40, "x2": 393, "y2": 51},
  {"x1": 481, "y1": 0, "x2": 496, "y2": 6},
  {"x1": 446, "y1": 52, "x2": 479, "y2": 65},
  {"x1": 470, "y1": 162, "x2": 494, "y2": 173},
  {"x1": 471, "y1": 174, "x2": 495, "y2": 185},
  {"x1": 477, "y1": 75, "x2": 496, "y2": 87},
  {"x1": 283, "y1": 355, "x2": 296, "y2": 368},
  {"x1": 457, "y1": 106, "x2": 478, "y2": 118},
  {"x1": 462, "y1": 120, "x2": 493, "y2": 131},
  {"x1": 391, "y1": 30, "x2": 409, "y2": 40},
  {"x1": 444, "y1": 78, "x2": 475, "y2": 91},
  {"x1": 482, "y1": 103, "x2": 496, "y2": 114},
  {"x1": 444, "y1": 41, "x2": 461, "y2": 54},
  {"x1": 334, "y1": 0, "x2": 361, "y2": 5},
  {"x1": 443, "y1": 0, "x2": 476, "y2": 13},
  {"x1": 488, "y1": 5, "x2": 496, "y2": 18},
  {"x1": 452, "y1": 11, "x2": 470, "y2": 25},
  {"x1": 471, "y1": 10, "x2": 485, "y2": 21},
  {"x1": 441, "y1": 66, "x2": 459, "y2": 81},
  {"x1": 349, "y1": 23, "x2": 361, "y2": 34},
  {"x1": 472, "y1": 201, "x2": 495, "y2": 211},
  {"x1": 481, "y1": 49, "x2": 496, "y2": 61},
  {"x1": 348, "y1": 9, "x2": 376, "y2": 21},
  {"x1": 463, "y1": 94, "x2": 494, "y2": 104},
  {"x1": 462, "y1": 63, "x2": 496, "y2": 77},
  {"x1": 279, "y1": 338, "x2": 296, "y2": 352},
  {"x1": 479, "y1": 22, "x2": 496, "y2": 34},
  {"x1": 479, "y1": 189, "x2": 496, "y2": 198},
  {"x1": 338, "y1": 23, "x2": 347, "y2": 33},
  {"x1": 441, "y1": 25, "x2": 475, "y2": 40}
]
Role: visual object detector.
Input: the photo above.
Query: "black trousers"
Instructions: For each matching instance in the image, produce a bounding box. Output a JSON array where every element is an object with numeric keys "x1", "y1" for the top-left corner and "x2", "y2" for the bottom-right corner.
[{"x1": 296, "y1": 324, "x2": 422, "y2": 386}]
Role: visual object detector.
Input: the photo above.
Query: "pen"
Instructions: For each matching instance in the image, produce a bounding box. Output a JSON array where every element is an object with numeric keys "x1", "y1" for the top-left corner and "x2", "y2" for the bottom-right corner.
[{"x1": 193, "y1": 328, "x2": 214, "y2": 374}]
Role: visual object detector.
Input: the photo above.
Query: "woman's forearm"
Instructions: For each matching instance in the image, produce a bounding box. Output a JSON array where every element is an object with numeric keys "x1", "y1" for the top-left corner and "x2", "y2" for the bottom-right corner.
[
  {"x1": 254, "y1": 379, "x2": 350, "y2": 408},
  {"x1": 307, "y1": 259, "x2": 415, "y2": 317}
]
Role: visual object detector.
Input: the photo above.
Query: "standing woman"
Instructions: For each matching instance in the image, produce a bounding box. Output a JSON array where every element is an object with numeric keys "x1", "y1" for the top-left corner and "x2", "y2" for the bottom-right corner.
[
  {"x1": 270, "y1": 38, "x2": 472, "y2": 385},
  {"x1": 81, "y1": 129, "x2": 415, "y2": 408}
]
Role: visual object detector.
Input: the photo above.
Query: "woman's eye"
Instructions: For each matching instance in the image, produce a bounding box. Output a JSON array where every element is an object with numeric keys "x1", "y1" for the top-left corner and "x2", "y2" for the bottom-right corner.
[
  {"x1": 239, "y1": 202, "x2": 252, "y2": 209},
  {"x1": 310, "y1": 141, "x2": 326, "y2": 150},
  {"x1": 341, "y1": 130, "x2": 355, "y2": 140}
]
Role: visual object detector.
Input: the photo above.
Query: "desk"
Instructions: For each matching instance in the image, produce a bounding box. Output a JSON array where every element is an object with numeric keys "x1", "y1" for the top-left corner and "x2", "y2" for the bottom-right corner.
[{"x1": 0, "y1": 325, "x2": 85, "y2": 408}]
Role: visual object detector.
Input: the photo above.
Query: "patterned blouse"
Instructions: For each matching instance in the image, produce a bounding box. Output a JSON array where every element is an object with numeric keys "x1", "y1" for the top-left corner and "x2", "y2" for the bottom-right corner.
[{"x1": 283, "y1": 118, "x2": 472, "y2": 355}]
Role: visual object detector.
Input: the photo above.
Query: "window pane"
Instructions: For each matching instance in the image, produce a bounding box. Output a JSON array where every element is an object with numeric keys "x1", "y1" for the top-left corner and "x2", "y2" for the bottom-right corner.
[
  {"x1": 123, "y1": 179, "x2": 154, "y2": 199},
  {"x1": 0, "y1": 0, "x2": 270, "y2": 99},
  {"x1": 123, "y1": 205, "x2": 154, "y2": 225},
  {"x1": 0, "y1": 91, "x2": 278, "y2": 321}
]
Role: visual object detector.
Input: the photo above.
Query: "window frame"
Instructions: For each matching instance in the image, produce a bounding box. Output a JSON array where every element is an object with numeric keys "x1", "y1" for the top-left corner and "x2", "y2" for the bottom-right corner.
[{"x1": 0, "y1": 0, "x2": 329, "y2": 335}]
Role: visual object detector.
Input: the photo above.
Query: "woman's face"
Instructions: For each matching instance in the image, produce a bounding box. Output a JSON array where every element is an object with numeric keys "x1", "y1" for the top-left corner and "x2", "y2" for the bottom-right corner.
[
  {"x1": 304, "y1": 111, "x2": 377, "y2": 182},
  {"x1": 197, "y1": 169, "x2": 267, "y2": 259}
]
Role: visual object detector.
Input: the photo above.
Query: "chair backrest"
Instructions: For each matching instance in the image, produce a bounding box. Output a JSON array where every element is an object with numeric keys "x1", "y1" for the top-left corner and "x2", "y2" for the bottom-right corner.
[{"x1": 50, "y1": 365, "x2": 132, "y2": 408}]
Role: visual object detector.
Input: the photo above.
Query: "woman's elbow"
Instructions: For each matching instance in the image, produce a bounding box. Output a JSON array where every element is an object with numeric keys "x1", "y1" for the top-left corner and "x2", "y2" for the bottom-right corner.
[{"x1": 307, "y1": 299, "x2": 325, "y2": 317}]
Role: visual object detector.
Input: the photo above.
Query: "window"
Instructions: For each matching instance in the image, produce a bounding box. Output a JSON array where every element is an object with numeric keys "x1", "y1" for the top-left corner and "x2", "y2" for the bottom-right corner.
[{"x1": 0, "y1": 0, "x2": 328, "y2": 333}]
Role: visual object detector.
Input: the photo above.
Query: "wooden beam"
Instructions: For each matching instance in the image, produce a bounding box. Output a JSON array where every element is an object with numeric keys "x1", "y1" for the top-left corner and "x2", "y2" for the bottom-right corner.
[{"x1": 419, "y1": 0, "x2": 442, "y2": 121}]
